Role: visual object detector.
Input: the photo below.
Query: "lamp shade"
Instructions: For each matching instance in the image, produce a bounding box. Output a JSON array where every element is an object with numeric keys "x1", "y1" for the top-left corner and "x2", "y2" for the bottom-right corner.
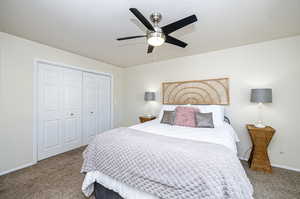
[
  {"x1": 144, "y1": 92, "x2": 156, "y2": 101},
  {"x1": 250, "y1": 88, "x2": 272, "y2": 103}
]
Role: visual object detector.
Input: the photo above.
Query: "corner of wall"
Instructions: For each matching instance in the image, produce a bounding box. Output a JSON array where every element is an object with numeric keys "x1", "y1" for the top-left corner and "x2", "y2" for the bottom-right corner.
[{"x1": 0, "y1": 32, "x2": 3, "y2": 103}]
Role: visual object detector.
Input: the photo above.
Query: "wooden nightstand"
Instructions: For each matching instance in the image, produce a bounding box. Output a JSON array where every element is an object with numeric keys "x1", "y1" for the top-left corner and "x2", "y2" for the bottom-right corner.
[
  {"x1": 246, "y1": 124, "x2": 275, "y2": 173},
  {"x1": 139, "y1": 116, "x2": 156, "y2": 123}
]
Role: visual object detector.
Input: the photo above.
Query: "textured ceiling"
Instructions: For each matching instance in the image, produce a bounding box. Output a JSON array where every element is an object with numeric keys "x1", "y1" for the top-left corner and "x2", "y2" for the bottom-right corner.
[{"x1": 0, "y1": 0, "x2": 300, "y2": 67}]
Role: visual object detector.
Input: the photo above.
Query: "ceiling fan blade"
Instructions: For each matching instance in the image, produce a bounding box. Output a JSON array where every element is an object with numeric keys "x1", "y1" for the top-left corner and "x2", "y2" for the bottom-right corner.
[
  {"x1": 165, "y1": 35, "x2": 187, "y2": 48},
  {"x1": 117, "y1": 35, "x2": 146, "y2": 41},
  {"x1": 129, "y1": 8, "x2": 154, "y2": 31},
  {"x1": 162, "y1": 15, "x2": 197, "y2": 35},
  {"x1": 147, "y1": 45, "x2": 154, "y2": 53}
]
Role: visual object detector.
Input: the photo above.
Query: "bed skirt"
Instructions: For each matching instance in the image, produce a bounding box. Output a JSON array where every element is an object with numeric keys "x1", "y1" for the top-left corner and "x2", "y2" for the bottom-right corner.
[{"x1": 94, "y1": 182, "x2": 124, "y2": 199}]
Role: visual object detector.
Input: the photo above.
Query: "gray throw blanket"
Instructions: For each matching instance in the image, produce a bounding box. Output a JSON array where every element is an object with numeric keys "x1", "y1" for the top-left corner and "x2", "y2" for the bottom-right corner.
[{"x1": 81, "y1": 127, "x2": 253, "y2": 199}]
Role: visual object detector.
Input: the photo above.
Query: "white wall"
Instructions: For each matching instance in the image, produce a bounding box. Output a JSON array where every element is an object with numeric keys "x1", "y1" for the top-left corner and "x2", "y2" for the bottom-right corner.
[
  {"x1": 1, "y1": 31, "x2": 300, "y2": 174},
  {"x1": 0, "y1": 32, "x2": 124, "y2": 174},
  {"x1": 123, "y1": 36, "x2": 300, "y2": 170}
]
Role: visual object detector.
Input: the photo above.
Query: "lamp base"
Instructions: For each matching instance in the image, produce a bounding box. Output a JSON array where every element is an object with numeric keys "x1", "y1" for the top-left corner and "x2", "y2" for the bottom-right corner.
[
  {"x1": 143, "y1": 114, "x2": 154, "y2": 118},
  {"x1": 254, "y1": 121, "x2": 266, "y2": 128}
]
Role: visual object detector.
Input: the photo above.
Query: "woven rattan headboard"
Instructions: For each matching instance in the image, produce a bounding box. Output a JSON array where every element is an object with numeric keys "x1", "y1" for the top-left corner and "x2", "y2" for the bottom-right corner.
[{"x1": 162, "y1": 78, "x2": 230, "y2": 105}]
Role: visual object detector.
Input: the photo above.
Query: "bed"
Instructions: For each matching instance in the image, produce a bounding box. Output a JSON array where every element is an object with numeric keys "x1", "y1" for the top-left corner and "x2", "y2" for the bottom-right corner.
[{"x1": 81, "y1": 106, "x2": 253, "y2": 199}]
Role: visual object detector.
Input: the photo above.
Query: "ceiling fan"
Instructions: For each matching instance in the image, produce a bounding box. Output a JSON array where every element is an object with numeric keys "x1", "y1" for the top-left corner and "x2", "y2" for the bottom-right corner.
[{"x1": 117, "y1": 8, "x2": 198, "y2": 53}]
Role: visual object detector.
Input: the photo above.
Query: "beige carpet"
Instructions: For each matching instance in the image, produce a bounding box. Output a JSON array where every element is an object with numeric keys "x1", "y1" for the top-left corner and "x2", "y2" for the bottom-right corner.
[{"x1": 0, "y1": 147, "x2": 299, "y2": 199}]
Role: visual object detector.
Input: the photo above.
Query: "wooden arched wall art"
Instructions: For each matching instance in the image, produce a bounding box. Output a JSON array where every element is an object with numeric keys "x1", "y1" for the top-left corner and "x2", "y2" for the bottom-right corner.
[{"x1": 162, "y1": 78, "x2": 230, "y2": 105}]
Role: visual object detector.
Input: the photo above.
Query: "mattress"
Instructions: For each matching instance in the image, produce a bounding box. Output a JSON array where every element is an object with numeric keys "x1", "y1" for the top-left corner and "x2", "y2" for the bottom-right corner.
[{"x1": 82, "y1": 120, "x2": 240, "y2": 198}]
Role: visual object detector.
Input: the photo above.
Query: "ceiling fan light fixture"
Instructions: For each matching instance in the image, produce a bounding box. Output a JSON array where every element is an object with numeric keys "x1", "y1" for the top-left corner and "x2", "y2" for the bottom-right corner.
[{"x1": 147, "y1": 31, "x2": 165, "y2": 46}]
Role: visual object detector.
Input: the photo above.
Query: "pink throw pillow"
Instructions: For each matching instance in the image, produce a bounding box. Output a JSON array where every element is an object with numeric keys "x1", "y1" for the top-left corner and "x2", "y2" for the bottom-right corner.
[{"x1": 174, "y1": 106, "x2": 198, "y2": 127}]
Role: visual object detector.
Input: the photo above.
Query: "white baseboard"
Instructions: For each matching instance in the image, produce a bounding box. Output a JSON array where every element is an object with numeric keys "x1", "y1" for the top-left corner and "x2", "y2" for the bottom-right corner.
[
  {"x1": 271, "y1": 164, "x2": 300, "y2": 172},
  {"x1": 239, "y1": 157, "x2": 300, "y2": 172},
  {"x1": 1, "y1": 157, "x2": 299, "y2": 176},
  {"x1": 0, "y1": 161, "x2": 36, "y2": 176}
]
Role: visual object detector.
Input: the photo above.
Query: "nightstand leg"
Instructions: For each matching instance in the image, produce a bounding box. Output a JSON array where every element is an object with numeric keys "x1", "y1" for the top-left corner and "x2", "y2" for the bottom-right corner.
[
  {"x1": 248, "y1": 149, "x2": 254, "y2": 168},
  {"x1": 250, "y1": 143, "x2": 272, "y2": 173}
]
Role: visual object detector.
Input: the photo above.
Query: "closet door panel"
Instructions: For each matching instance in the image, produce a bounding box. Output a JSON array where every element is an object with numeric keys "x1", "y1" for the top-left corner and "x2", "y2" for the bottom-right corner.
[
  {"x1": 98, "y1": 75, "x2": 112, "y2": 133},
  {"x1": 44, "y1": 119, "x2": 60, "y2": 149},
  {"x1": 38, "y1": 64, "x2": 63, "y2": 160},
  {"x1": 62, "y1": 69, "x2": 82, "y2": 151},
  {"x1": 83, "y1": 73, "x2": 99, "y2": 144}
]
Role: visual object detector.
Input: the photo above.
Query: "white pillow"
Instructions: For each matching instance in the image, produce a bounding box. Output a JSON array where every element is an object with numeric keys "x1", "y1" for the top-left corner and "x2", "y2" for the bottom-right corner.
[{"x1": 158, "y1": 105, "x2": 224, "y2": 127}]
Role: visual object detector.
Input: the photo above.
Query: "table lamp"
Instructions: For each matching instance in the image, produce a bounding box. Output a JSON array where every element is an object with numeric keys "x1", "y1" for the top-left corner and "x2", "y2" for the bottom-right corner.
[
  {"x1": 144, "y1": 91, "x2": 156, "y2": 117},
  {"x1": 250, "y1": 88, "x2": 272, "y2": 128}
]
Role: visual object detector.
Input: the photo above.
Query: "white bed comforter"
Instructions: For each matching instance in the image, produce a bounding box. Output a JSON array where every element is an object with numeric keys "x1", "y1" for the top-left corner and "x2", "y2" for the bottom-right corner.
[
  {"x1": 82, "y1": 120, "x2": 244, "y2": 199},
  {"x1": 131, "y1": 119, "x2": 239, "y2": 154}
]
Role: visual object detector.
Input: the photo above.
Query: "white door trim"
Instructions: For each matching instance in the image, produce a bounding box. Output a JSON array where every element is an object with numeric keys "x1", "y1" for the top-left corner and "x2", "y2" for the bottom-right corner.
[{"x1": 33, "y1": 59, "x2": 113, "y2": 163}]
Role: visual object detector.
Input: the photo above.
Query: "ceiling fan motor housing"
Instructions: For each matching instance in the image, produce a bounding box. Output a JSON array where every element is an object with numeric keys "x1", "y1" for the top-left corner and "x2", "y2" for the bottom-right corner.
[
  {"x1": 150, "y1": 12, "x2": 162, "y2": 24},
  {"x1": 147, "y1": 12, "x2": 165, "y2": 46}
]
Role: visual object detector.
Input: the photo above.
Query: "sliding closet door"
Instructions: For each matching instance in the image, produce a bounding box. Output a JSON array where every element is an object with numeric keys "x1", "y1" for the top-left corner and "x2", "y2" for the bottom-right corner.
[
  {"x1": 82, "y1": 73, "x2": 112, "y2": 144},
  {"x1": 62, "y1": 69, "x2": 82, "y2": 151},
  {"x1": 38, "y1": 63, "x2": 64, "y2": 160},
  {"x1": 98, "y1": 75, "x2": 112, "y2": 133},
  {"x1": 83, "y1": 73, "x2": 99, "y2": 145},
  {"x1": 38, "y1": 63, "x2": 82, "y2": 160}
]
